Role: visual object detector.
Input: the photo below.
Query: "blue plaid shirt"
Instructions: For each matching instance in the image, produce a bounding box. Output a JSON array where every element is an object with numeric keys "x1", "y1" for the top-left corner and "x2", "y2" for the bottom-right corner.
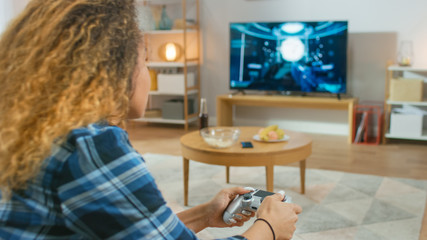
[{"x1": 0, "y1": 124, "x2": 246, "y2": 239}]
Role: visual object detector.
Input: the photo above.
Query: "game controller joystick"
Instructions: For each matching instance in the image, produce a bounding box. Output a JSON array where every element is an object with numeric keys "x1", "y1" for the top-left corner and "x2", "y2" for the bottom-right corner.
[{"x1": 223, "y1": 188, "x2": 292, "y2": 224}]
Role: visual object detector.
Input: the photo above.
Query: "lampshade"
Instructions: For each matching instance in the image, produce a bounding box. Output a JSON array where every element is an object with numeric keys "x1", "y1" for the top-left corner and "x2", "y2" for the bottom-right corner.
[{"x1": 158, "y1": 42, "x2": 182, "y2": 62}]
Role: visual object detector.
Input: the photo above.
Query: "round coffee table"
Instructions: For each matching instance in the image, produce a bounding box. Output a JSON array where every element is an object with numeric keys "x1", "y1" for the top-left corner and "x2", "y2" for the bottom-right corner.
[{"x1": 180, "y1": 126, "x2": 312, "y2": 206}]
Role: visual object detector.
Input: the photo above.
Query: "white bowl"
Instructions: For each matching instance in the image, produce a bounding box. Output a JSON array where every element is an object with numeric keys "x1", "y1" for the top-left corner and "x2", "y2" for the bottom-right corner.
[{"x1": 200, "y1": 127, "x2": 240, "y2": 149}]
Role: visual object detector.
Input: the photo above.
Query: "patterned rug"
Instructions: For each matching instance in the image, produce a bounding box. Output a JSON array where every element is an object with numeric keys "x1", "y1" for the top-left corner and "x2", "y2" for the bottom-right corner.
[{"x1": 143, "y1": 153, "x2": 427, "y2": 240}]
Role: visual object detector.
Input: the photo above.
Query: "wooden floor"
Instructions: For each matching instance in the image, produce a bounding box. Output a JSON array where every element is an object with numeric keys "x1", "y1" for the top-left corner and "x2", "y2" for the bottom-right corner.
[{"x1": 127, "y1": 121, "x2": 427, "y2": 239}]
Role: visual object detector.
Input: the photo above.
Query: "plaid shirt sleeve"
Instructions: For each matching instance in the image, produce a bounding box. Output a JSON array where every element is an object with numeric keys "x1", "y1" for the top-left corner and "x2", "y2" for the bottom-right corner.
[{"x1": 55, "y1": 125, "x2": 246, "y2": 240}]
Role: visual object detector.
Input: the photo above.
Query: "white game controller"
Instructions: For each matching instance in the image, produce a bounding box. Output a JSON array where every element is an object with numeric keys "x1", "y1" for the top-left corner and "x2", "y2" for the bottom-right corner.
[{"x1": 223, "y1": 188, "x2": 292, "y2": 224}]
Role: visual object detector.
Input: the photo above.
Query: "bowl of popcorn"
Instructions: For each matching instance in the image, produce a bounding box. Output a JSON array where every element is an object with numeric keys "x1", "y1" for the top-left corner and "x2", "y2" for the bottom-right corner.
[{"x1": 200, "y1": 127, "x2": 240, "y2": 149}]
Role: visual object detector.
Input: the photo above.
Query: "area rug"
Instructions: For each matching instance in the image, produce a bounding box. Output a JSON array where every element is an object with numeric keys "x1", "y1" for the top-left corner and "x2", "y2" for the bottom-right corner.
[{"x1": 142, "y1": 153, "x2": 427, "y2": 240}]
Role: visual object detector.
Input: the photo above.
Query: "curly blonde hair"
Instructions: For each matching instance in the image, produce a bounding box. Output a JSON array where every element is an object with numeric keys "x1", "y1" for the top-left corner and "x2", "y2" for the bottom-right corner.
[{"x1": 0, "y1": 0, "x2": 141, "y2": 198}]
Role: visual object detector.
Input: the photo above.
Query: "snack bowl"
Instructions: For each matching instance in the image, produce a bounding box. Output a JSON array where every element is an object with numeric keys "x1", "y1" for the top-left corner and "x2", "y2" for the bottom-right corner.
[{"x1": 200, "y1": 127, "x2": 240, "y2": 149}]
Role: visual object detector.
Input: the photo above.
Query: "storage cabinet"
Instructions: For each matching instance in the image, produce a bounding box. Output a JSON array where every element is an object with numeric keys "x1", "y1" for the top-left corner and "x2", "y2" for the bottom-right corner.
[
  {"x1": 383, "y1": 65, "x2": 427, "y2": 142},
  {"x1": 133, "y1": 0, "x2": 200, "y2": 130}
]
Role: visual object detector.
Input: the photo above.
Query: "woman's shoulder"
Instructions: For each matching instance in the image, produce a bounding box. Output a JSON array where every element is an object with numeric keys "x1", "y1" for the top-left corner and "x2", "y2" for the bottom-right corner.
[
  {"x1": 68, "y1": 123, "x2": 128, "y2": 142},
  {"x1": 65, "y1": 123, "x2": 135, "y2": 159},
  {"x1": 54, "y1": 123, "x2": 144, "y2": 183},
  {"x1": 38, "y1": 124, "x2": 140, "y2": 194}
]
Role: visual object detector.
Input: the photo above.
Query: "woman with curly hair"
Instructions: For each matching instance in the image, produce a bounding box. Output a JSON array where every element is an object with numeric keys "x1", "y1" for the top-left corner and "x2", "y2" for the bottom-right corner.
[{"x1": 0, "y1": 0, "x2": 301, "y2": 239}]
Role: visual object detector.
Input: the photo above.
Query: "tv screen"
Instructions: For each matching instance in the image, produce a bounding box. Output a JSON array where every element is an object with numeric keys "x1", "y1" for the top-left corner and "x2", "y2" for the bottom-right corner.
[{"x1": 230, "y1": 21, "x2": 348, "y2": 94}]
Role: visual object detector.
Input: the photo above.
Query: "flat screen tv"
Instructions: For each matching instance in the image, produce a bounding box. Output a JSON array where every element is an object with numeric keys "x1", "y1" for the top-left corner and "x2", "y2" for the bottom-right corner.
[{"x1": 229, "y1": 21, "x2": 348, "y2": 94}]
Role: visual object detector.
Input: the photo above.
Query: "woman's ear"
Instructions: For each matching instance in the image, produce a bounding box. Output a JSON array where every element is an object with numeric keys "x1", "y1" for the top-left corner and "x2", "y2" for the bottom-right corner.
[{"x1": 127, "y1": 47, "x2": 151, "y2": 119}]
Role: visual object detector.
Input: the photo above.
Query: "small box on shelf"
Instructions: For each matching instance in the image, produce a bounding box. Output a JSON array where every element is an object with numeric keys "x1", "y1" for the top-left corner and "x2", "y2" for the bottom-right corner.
[
  {"x1": 162, "y1": 98, "x2": 195, "y2": 120},
  {"x1": 389, "y1": 78, "x2": 423, "y2": 102},
  {"x1": 389, "y1": 105, "x2": 426, "y2": 138},
  {"x1": 390, "y1": 113, "x2": 424, "y2": 137},
  {"x1": 157, "y1": 73, "x2": 195, "y2": 94}
]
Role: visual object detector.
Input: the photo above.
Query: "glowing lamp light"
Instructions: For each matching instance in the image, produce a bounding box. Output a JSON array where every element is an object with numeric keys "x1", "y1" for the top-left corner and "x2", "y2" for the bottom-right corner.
[
  {"x1": 159, "y1": 42, "x2": 182, "y2": 62},
  {"x1": 165, "y1": 43, "x2": 177, "y2": 61}
]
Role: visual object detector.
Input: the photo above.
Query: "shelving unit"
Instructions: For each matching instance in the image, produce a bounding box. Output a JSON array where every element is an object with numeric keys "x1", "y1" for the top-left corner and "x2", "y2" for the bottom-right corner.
[
  {"x1": 133, "y1": 0, "x2": 201, "y2": 130},
  {"x1": 383, "y1": 65, "x2": 427, "y2": 142}
]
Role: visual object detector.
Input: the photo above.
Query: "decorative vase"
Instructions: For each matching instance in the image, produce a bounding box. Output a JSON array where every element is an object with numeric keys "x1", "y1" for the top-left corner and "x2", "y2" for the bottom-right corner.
[
  {"x1": 397, "y1": 40, "x2": 414, "y2": 66},
  {"x1": 136, "y1": 2, "x2": 155, "y2": 31},
  {"x1": 158, "y1": 5, "x2": 173, "y2": 30}
]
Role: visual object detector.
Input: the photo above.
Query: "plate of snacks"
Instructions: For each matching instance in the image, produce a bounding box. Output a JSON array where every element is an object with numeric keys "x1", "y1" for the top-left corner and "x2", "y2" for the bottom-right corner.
[{"x1": 253, "y1": 125, "x2": 290, "y2": 142}]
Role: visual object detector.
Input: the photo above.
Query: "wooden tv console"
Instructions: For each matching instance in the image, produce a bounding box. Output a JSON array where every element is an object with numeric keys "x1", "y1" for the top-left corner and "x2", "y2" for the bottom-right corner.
[{"x1": 216, "y1": 94, "x2": 358, "y2": 143}]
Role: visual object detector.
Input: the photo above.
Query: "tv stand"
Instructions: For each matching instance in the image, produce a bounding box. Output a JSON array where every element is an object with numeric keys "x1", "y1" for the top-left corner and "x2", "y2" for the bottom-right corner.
[
  {"x1": 337, "y1": 93, "x2": 341, "y2": 100},
  {"x1": 216, "y1": 94, "x2": 358, "y2": 143}
]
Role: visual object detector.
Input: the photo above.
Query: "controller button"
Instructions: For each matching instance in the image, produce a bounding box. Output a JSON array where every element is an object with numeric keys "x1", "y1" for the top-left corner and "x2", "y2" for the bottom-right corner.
[
  {"x1": 251, "y1": 206, "x2": 258, "y2": 210},
  {"x1": 243, "y1": 193, "x2": 252, "y2": 200}
]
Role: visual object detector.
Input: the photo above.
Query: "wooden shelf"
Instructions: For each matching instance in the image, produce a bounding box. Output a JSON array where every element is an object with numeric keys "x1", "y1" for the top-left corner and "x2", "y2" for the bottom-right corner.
[
  {"x1": 149, "y1": 89, "x2": 199, "y2": 96},
  {"x1": 132, "y1": 116, "x2": 198, "y2": 124},
  {"x1": 145, "y1": 29, "x2": 197, "y2": 35},
  {"x1": 140, "y1": 0, "x2": 181, "y2": 5},
  {"x1": 146, "y1": 61, "x2": 198, "y2": 68},
  {"x1": 386, "y1": 100, "x2": 427, "y2": 106},
  {"x1": 388, "y1": 65, "x2": 427, "y2": 72},
  {"x1": 385, "y1": 130, "x2": 427, "y2": 141},
  {"x1": 140, "y1": 0, "x2": 200, "y2": 131}
]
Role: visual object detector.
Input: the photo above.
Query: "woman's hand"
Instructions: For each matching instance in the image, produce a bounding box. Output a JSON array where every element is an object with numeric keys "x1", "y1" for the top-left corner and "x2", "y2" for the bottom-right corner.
[
  {"x1": 205, "y1": 187, "x2": 255, "y2": 228},
  {"x1": 176, "y1": 187, "x2": 254, "y2": 233},
  {"x1": 255, "y1": 192, "x2": 302, "y2": 240}
]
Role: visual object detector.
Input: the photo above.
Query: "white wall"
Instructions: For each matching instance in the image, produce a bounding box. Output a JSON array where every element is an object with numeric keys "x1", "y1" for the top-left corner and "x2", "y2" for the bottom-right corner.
[
  {"x1": 200, "y1": 0, "x2": 427, "y2": 135},
  {"x1": 0, "y1": 0, "x2": 28, "y2": 34},
  {"x1": 0, "y1": 0, "x2": 13, "y2": 34},
  {"x1": 13, "y1": 0, "x2": 28, "y2": 15}
]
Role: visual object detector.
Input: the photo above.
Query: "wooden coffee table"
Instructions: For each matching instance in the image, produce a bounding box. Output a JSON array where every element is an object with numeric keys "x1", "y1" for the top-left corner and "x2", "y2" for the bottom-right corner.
[{"x1": 180, "y1": 126, "x2": 312, "y2": 206}]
